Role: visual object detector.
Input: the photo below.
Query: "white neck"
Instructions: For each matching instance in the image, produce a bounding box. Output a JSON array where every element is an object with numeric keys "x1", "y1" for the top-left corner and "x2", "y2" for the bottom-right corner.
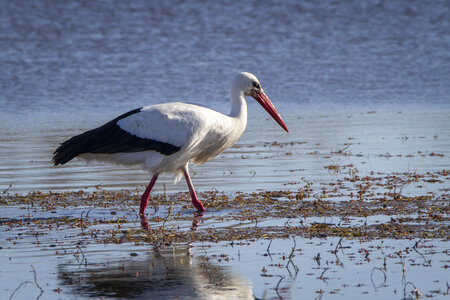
[
  {"x1": 220, "y1": 86, "x2": 247, "y2": 147},
  {"x1": 229, "y1": 85, "x2": 248, "y2": 119},
  {"x1": 228, "y1": 85, "x2": 248, "y2": 138}
]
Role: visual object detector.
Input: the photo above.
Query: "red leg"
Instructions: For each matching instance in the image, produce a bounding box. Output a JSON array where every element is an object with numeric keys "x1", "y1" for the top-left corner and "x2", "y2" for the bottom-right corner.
[
  {"x1": 183, "y1": 168, "x2": 206, "y2": 212},
  {"x1": 139, "y1": 175, "x2": 158, "y2": 215},
  {"x1": 140, "y1": 215, "x2": 149, "y2": 230}
]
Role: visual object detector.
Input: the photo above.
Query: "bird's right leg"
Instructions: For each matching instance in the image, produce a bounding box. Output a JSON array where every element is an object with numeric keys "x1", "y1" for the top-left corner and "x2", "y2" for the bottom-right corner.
[
  {"x1": 139, "y1": 174, "x2": 158, "y2": 215},
  {"x1": 183, "y1": 168, "x2": 206, "y2": 212}
]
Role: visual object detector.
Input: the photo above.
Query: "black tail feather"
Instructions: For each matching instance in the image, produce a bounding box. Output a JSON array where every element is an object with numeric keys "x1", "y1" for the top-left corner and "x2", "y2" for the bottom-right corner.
[{"x1": 52, "y1": 132, "x2": 92, "y2": 165}]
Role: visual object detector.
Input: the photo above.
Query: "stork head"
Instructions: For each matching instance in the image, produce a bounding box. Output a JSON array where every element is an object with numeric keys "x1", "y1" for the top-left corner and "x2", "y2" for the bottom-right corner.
[{"x1": 233, "y1": 72, "x2": 289, "y2": 133}]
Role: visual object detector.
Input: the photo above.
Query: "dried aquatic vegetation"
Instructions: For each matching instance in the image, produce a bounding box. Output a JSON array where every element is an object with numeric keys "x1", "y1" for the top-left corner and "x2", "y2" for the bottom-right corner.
[{"x1": 1, "y1": 169, "x2": 448, "y2": 244}]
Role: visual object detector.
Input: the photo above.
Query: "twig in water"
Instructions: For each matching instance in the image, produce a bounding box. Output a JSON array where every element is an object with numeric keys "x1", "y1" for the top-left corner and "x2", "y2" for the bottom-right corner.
[
  {"x1": 153, "y1": 203, "x2": 175, "y2": 249},
  {"x1": 10, "y1": 281, "x2": 33, "y2": 300},
  {"x1": 275, "y1": 276, "x2": 285, "y2": 300},
  {"x1": 31, "y1": 265, "x2": 43, "y2": 297},
  {"x1": 266, "y1": 240, "x2": 273, "y2": 261},
  {"x1": 331, "y1": 238, "x2": 344, "y2": 266},
  {"x1": 9, "y1": 265, "x2": 43, "y2": 300},
  {"x1": 253, "y1": 290, "x2": 268, "y2": 300},
  {"x1": 400, "y1": 256, "x2": 406, "y2": 283},
  {"x1": 151, "y1": 197, "x2": 158, "y2": 213},
  {"x1": 412, "y1": 239, "x2": 431, "y2": 266},
  {"x1": 284, "y1": 217, "x2": 292, "y2": 227},
  {"x1": 74, "y1": 245, "x2": 86, "y2": 265},
  {"x1": 162, "y1": 202, "x2": 174, "y2": 230},
  {"x1": 286, "y1": 237, "x2": 299, "y2": 278},
  {"x1": 80, "y1": 211, "x2": 85, "y2": 233},
  {"x1": 318, "y1": 268, "x2": 329, "y2": 283},
  {"x1": 403, "y1": 281, "x2": 421, "y2": 300},
  {"x1": 413, "y1": 238, "x2": 423, "y2": 248},
  {"x1": 253, "y1": 217, "x2": 259, "y2": 227},
  {"x1": 370, "y1": 267, "x2": 387, "y2": 290},
  {"x1": 331, "y1": 237, "x2": 343, "y2": 254}
]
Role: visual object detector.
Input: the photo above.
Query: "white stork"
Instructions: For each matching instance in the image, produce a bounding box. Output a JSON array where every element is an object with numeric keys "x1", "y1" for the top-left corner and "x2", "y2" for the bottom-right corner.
[{"x1": 53, "y1": 72, "x2": 289, "y2": 215}]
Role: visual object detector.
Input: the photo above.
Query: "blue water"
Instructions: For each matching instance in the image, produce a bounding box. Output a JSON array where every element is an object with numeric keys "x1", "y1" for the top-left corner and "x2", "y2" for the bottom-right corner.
[
  {"x1": 1, "y1": 0, "x2": 449, "y2": 113},
  {"x1": 0, "y1": 0, "x2": 449, "y2": 193}
]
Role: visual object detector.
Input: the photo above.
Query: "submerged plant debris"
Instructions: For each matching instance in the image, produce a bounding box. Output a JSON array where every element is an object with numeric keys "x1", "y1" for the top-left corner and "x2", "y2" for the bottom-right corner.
[{"x1": 1, "y1": 169, "x2": 448, "y2": 244}]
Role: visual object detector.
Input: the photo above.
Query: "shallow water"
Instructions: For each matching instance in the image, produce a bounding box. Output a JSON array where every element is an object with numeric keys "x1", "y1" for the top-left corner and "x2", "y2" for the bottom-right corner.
[
  {"x1": 1, "y1": 203, "x2": 448, "y2": 300},
  {"x1": 1, "y1": 0, "x2": 449, "y2": 299},
  {"x1": 1, "y1": 105, "x2": 448, "y2": 197}
]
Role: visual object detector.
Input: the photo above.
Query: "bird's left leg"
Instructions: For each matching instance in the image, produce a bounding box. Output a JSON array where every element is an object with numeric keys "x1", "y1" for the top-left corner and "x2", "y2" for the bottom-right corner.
[
  {"x1": 139, "y1": 174, "x2": 158, "y2": 215},
  {"x1": 183, "y1": 168, "x2": 206, "y2": 212}
]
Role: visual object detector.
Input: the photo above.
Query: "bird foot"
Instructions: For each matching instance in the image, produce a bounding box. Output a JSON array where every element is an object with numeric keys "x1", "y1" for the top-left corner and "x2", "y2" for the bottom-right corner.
[
  {"x1": 140, "y1": 215, "x2": 149, "y2": 230},
  {"x1": 192, "y1": 200, "x2": 206, "y2": 212}
]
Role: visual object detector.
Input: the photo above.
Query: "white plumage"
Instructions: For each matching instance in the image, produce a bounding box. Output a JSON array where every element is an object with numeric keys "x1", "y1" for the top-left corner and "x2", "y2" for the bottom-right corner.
[
  {"x1": 116, "y1": 102, "x2": 245, "y2": 175},
  {"x1": 53, "y1": 72, "x2": 288, "y2": 215}
]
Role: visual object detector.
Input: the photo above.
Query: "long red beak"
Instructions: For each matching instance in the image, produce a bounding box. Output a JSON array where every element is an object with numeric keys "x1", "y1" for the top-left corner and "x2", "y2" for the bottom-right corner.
[{"x1": 252, "y1": 91, "x2": 289, "y2": 133}]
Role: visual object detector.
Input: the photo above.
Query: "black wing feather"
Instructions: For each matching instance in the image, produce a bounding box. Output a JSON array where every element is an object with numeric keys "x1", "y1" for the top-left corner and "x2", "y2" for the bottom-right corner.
[{"x1": 52, "y1": 108, "x2": 180, "y2": 165}]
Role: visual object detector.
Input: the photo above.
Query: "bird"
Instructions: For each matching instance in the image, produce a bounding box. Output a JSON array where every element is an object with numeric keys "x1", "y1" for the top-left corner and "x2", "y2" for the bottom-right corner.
[{"x1": 52, "y1": 72, "x2": 289, "y2": 215}]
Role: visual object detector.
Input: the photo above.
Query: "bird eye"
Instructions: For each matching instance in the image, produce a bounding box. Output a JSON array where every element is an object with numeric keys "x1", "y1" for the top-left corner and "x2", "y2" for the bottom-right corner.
[{"x1": 252, "y1": 81, "x2": 260, "y2": 89}]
